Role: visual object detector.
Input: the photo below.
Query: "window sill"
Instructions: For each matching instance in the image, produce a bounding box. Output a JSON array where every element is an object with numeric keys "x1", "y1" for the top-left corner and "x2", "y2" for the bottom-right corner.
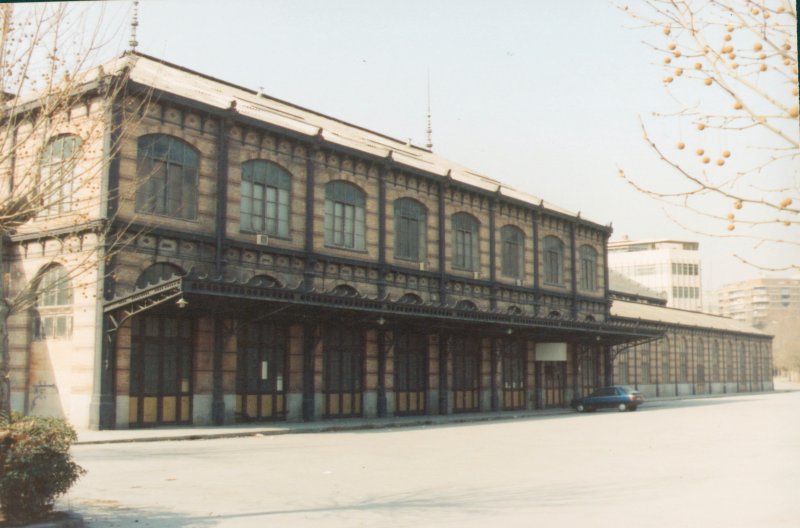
[{"x1": 323, "y1": 244, "x2": 369, "y2": 254}]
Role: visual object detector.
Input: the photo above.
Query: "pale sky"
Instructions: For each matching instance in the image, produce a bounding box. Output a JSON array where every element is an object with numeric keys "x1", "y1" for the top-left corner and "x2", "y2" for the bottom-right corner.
[{"x1": 33, "y1": 0, "x2": 800, "y2": 292}]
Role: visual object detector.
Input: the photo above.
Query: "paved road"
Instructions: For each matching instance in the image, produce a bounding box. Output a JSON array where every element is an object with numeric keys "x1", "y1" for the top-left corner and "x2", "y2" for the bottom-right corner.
[{"x1": 63, "y1": 391, "x2": 800, "y2": 527}]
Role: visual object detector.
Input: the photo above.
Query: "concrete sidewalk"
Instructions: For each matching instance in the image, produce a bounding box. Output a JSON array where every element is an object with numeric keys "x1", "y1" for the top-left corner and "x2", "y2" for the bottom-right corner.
[
  {"x1": 76, "y1": 385, "x2": 800, "y2": 445},
  {"x1": 74, "y1": 407, "x2": 572, "y2": 445}
]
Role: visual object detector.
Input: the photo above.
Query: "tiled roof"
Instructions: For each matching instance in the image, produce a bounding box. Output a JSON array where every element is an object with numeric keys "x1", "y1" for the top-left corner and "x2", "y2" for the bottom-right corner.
[
  {"x1": 608, "y1": 269, "x2": 666, "y2": 302},
  {"x1": 116, "y1": 53, "x2": 598, "y2": 224},
  {"x1": 611, "y1": 299, "x2": 771, "y2": 337}
]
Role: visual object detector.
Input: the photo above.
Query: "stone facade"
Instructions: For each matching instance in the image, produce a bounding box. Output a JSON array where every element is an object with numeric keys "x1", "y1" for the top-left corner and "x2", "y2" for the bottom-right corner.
[{"x1": 1, "y1": 53, "x2": 772, "y2": 430}]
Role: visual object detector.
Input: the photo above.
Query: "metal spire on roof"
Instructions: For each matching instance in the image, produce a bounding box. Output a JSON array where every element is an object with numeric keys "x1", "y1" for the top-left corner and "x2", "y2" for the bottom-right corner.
[
  {"x1": 129, "y1": 0, "x2": 139, "y2": 52},
  {"x1": 425, "y1": 68, "x2": 433, "y2": 151}
]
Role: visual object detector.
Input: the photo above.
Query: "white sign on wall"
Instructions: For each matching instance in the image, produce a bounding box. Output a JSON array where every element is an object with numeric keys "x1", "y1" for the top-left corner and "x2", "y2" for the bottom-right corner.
[{"x1": 535, "y1": 342, "x2": 568, "y2": 361}]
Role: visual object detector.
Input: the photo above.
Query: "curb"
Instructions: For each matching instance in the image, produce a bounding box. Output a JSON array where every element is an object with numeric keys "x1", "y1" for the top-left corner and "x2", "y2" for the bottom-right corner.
[{"x1": 75, "y1": 408, "x2": 572, "y2": 445}]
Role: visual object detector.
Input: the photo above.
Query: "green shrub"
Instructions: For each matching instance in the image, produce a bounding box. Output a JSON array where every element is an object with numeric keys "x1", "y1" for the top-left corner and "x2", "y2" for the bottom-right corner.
[{"x1": 0, "y1": 413, "x2": 85, "y2": 523}]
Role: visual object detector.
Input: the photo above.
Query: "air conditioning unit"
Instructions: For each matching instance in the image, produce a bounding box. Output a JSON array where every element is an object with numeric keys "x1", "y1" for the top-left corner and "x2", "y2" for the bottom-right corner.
[
  {"x1": 256, "y1": 234, "x2": 270, "y2": 246},
  {"x1": 515, "y1": 279, "x2": 524, "y2": 286},
  {"x1": 419, "y1": 262, "x2": 428, "y2": 271}
]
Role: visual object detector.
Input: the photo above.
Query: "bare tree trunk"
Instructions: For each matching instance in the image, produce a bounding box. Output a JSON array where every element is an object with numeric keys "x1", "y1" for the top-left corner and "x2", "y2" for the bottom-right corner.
[{"x1": 0, "y1": 235, "x2": 10, "y2": 419}]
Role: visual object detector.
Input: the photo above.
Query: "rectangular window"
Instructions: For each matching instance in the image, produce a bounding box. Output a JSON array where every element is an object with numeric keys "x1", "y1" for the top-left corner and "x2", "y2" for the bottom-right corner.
[
  {"x1": 396, "y1": 214, "x2": 421, "y2": 260},
  {"x1": 454, "y1": 228, "x2": 476, "y2": 270},
  {"x1": 581, "y1": 257, "x2": 595, "y2": 290},
  {"x1": 544, "y1": 251, "x2": 561, "y2": 284},
  {"x1": 241, "y1": 181, "x2": 290, "y2": 237},
  {"x1": 502, "y1": 239, "x2": 522, "y2": 278},
  {"x1": 34, "y1": 314, "x2": 73, "y2": 340}
]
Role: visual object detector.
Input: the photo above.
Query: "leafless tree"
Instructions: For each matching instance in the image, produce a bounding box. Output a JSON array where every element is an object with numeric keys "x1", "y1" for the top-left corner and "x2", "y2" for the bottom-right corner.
[
  {"x1": 0, "y1": 3, "x2": 141, "y2": 417},
  {"x1": 618, "y1": 0, "x2": 798, "y2": 270}
]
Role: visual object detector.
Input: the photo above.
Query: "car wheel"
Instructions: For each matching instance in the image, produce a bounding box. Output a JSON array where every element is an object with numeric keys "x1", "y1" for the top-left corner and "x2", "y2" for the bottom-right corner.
[
  {"x1": 617, "y1": 402, "x2": 628, "y2": 412},
  {"x1": 576, "y1": 403, "x2": 586, "y2": 413}
]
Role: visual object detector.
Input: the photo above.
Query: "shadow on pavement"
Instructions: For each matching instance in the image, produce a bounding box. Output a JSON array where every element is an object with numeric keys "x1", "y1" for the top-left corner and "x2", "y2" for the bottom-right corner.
[{"x1": 64, "y1": 499, "x2": 218, "y2": 528}]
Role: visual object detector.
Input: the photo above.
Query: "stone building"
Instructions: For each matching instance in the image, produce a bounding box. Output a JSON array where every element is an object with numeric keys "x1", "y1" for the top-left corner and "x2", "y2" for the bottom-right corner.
[{"x1": 2, "y1": 53, "x2": 772, "y2": 430}]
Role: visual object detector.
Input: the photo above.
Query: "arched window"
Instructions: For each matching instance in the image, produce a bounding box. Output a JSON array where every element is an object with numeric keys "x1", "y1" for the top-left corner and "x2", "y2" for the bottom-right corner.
[
  {"x1": 579, "y1": 245, "x2": 598, "y2": 291},
  {"x1": 679, "y1": 337, "x2": 689, "y2": 382},
  {"x1": 738, "y1": 342, "x2": 747, "y2": 382},
  {"x1": 455, "y1": 300, "x2": 478, "y2": 311},
  {"x1": 240, "y1": 160, "x2": 291, "y2": 237},
  {"x1": 543, "y1": 236, "x2": 564, "y2": 285},
  {"x1": 136, "y1": 135, "x2": 198, "y2": 220},
  {"x1": 641, "y1": 342, "x2": 651, "y2": 384},
  {"x1": 452, "y1": 213, "x2": 480, "y2": 271},
  {"x1": 500, "y1": 225, "x2": 524, "y2": 279},
  {"x1": 394, "y1": 198, "x2": 427, "y2": 261},
  {"x1": 332, "y1": 284, "x2": 359, "y2": 297},
  {"x1": 135, "y1": 263, "x2": 185, "y2": 289},
  {"x1": 696, "y1": 339, "x2": 706, "y2": 383},
  {"x1": 661, "y1": 337, "x2": 671, "y2": 383},
  {"x1": 398, "y1": 293, "x2": 424, "y2": 305},
  {"x1": 40, "y1": 135, "x2": 81, "y2": 216},
  {"x1": 325, "y1": 181, "x2": 365, "y2": 250},
  {"x1": 712, "y1": 340, "x2": 721, "y2": 382},
  {"x1": 247, "y1": 275, "x2": 281, "y2": 288},
  {"x1": 34, "y1": 264, "x2": 72, "y2": 340}
]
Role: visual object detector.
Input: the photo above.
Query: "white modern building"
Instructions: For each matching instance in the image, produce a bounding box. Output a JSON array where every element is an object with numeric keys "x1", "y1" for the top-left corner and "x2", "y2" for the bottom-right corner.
[{"x1": 608, "y1": 238, "x2": 703, "y2": 311}]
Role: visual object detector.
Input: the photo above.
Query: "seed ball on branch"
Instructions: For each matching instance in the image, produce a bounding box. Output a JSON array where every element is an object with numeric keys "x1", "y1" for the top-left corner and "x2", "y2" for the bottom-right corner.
[
  {"x1": 663, "y1": 27, "x2": 671, "y2": 35},
  {"x1": 676, "y1": 142, "x2": 685, "y2": 150},
  {"x1": 723, "y1": 150, "x2": 731, "y2": 158},
  {"x1": 760, "y1": 64, "x2": 768, "y2": 72},
  {"x1": 727, "y1": 213, "x2": 735, "y2": 220},
  {"x1": 673, "y1": 50, "x2": 681, "y2": 58},
  {"x1": 721, "y1": 44, "x2": 733, "y2": 53},
  {"x1": 664, "y1": 56, "x2": 672, "y2": 64},
  {"x1": 704, "y1": 78, "x2": 713, "y2": 85},
  {"x1": 727, "y1": 224, "x2": 735, "y2": 231},
  {"x1": 696, "y1": 148, "x2": 705, "y2": 156},
  {"x1": 694, "y1": 63, "x2": 702, "y2": 70},
  {"x1": 675, "y1": 68, "x2": 683, "y2": 76},
  {"x1": 779, "y1": 197, "x2": 793, "y2": 208},
  {"x1": 697, "y1": 123, "x2": 705, "y2": 130},
  {"x1": 724, "y1": 34, "x2": 732, "y2": 42},
  {"x1": 734, "y1": 200, "x2": 743, "y2": 209},
  {"x1": 789, "y1": 106, "x2": 799, "y2": 118},
  {"x1": 753, "y1": 42, "x2": 763, "y2": 51},
  {"x1": 664, "y1": 76, "x2": 674, "y2": 83},
  {"x1": 668, "y1": 42, "x2": 677, "y2": 50},
  {"x1": 702, "y1": 156, "x2": 710, "y2": 164},
  {"x1": 716, "y1": 159, "x2": 725, "y2": 166},
  {"x1": 733, "y1": 101, "x2": 743, "y2": 110}
]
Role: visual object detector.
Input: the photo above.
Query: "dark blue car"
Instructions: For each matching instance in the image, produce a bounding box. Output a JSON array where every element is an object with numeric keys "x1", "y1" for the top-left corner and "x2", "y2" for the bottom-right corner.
[{"x1": 571, "y1": 386, "x2": 644, "y2": 412}]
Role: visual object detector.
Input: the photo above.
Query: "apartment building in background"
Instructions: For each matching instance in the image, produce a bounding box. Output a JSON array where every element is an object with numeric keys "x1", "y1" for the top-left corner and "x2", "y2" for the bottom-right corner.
[{"x1": 608, "y1": 238, "x2": 703, "y2": 311}]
